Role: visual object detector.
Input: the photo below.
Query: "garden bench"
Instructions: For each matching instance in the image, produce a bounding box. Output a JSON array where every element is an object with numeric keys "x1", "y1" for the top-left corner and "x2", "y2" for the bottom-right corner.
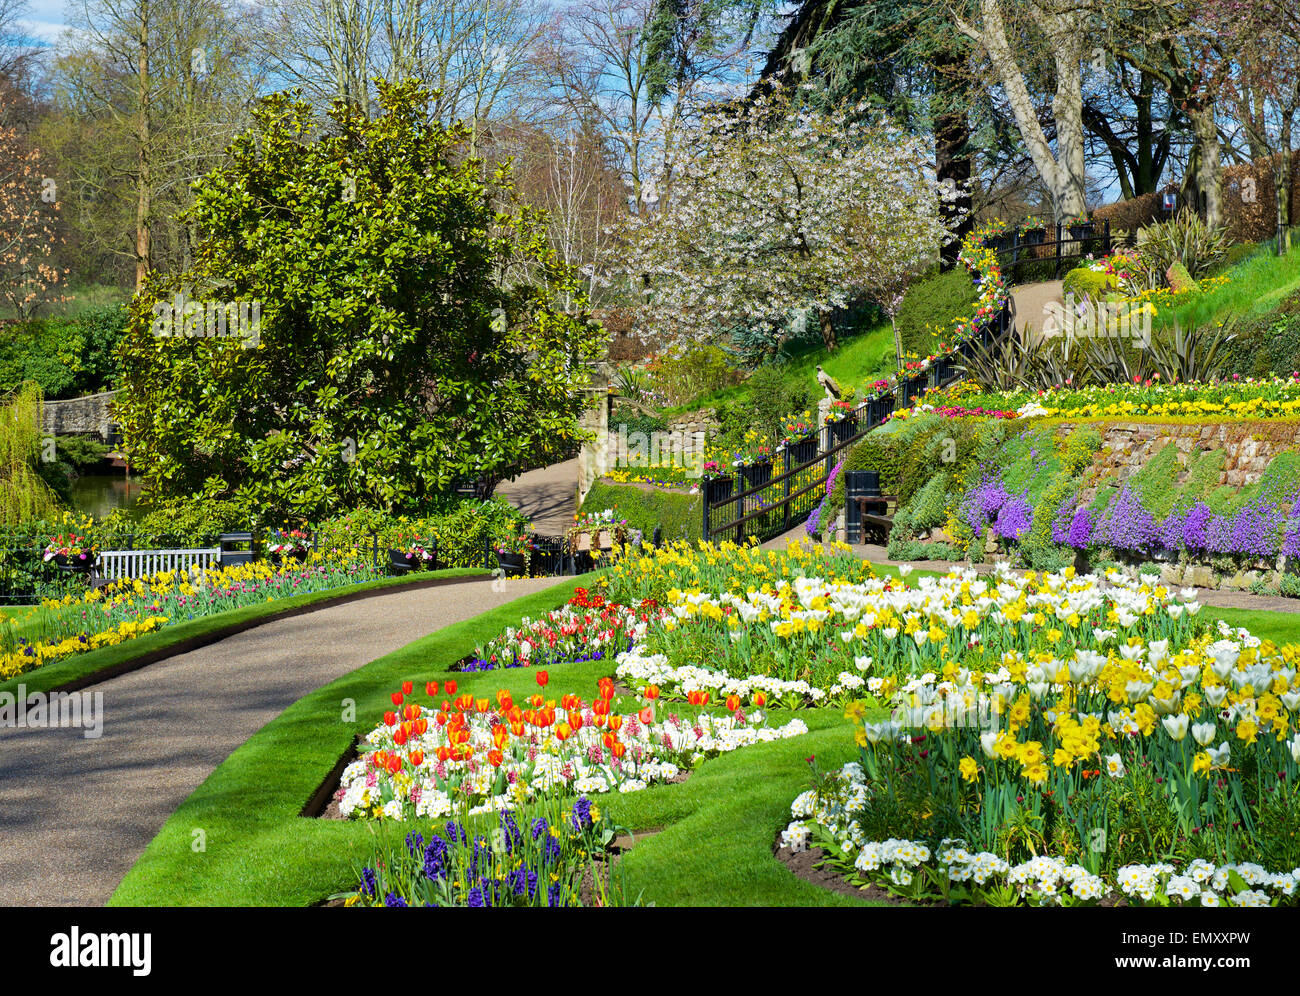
[{"x1": 93, "y1": 547, "x2": 222, "y2": 585}]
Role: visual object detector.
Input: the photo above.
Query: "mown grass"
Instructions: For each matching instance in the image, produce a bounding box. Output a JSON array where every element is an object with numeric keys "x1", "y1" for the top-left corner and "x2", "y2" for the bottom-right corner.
[
  {"x1": 1159, "y1": 243, "x2": 1300, "y2": 331},
  {"x1": 661, "y1": 322, "x2": 896, "y2": 418}
]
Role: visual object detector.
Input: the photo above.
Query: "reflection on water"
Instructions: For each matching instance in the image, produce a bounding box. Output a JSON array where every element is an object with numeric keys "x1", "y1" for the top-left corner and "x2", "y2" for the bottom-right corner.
[{"x1": 68, "y1": 474, "x2": 145, "y2": 520}]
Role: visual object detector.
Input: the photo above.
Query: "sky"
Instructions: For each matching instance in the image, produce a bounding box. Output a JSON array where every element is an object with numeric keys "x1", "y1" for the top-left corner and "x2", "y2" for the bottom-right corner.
[{"x1": 18, "y1": 0, "x2": 66, "y2": 44}]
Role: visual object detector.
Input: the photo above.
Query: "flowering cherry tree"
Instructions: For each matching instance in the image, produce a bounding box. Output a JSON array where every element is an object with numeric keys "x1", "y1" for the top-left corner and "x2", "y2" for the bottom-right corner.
[
  {"x1": 616, "y1": 84, "x2": 958, "y2": 363},
  {"x1": 0, "y1": 114, "x2": 64, "y2": 318}
]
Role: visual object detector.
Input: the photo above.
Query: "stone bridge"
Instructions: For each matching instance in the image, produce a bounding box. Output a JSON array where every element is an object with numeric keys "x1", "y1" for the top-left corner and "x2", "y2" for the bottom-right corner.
[{"x1": 41, "y1": 389, "x2": 119, "y2": 442}]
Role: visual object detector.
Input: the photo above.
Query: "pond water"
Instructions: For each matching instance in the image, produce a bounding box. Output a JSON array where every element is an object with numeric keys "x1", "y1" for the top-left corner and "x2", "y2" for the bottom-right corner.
[{"x1": 68, "y1": 474, "x2": 145, "y2": 520}]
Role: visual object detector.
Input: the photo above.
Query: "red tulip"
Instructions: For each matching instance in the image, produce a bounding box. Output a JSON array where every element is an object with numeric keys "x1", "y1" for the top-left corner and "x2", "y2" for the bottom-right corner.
[
  {"x1": 402, "y1": 680, "x2": 413, "y2": 695},
  {"x1": 426, "y1": 681, "x2": 439, "y2": 697},
  {"x1": 383, "y1": 711, "x2": 397, "y2": 727},
  {"x1": 445, "y1": 680, "x2": 457, "y2": 697},
  {"x1": 536, "y1": 670, "x2": 549, "y2": 687},
  {"x1": 391, "y1": 691, "x2": 404, "y2": 706}
]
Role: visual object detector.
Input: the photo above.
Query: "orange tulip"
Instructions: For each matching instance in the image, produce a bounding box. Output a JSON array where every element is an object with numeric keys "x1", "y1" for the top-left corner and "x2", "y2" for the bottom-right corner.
[
  {"x1": 436, "y1": 746, "x2": 451, "y2": 762},
  {"x1": 591, "y1": 698, "x2": 610, "y2": 717},
  {"x1": 475, "y1": 698, "x2": 490, "y2": 713},
  {"x1": 492, "y1": 725, "x2": 509, "y2": 749},
  {"x1": 435, "y1": 711, "x2": 448, "y2": 727},
  {"x1": 726, "y1": 694, "x2": 740, "y2": 712},
  {"x1": 556, "y1": 722, "x2": 572, "y2": 741},
  {"x1": 602, "y1": 732, "x2": 618, "y2": 750},
  {"x1": 488, "y1": 749, "x2": 503, "y2": 768},
  {"x1": 393, "y1": 727, "x2": 407, "y2": 746},
  {"x1": 510, "y1": 721, "x2": 525, "y2": 737},
  {"x1": 414, "y1": 717, "x2": 428, "y2": 736},
  {"x1": 645, "y1": 684, "x2": 660, "y2": 701},
  {"x1": 496, "y1": 688, "x2": 513, "y2": 706},
  {"x1": 385, "y1": 754, "x2": 402, "y2": 774},
  {"x1": 402, "y1": 681, "x2": 413, "y2": 695},
  {"x1": 403, "y1": 703, "x2": 422, "y2": 721},
  {"x1": 426, "y1": 681, "x2": 439, "y2": 697},
  {"x1": 753, "y1": 691, "x2": 767, "y2": 708},
  {"x1": 384, "y1": 711, "x2": 397, "y2": 727},
  {"x1": 568, "y1": 709, "x2": 584, "y2": 731},
  {"x1": 608, "y1": 714, "x2": 623, "y2": 732},
  {"x1": 445, "y1": 680, "x2": 457, "y2": 697},
  {"x1": 529, "y1": 693, "x2": 544, "y2": 708},
  {"x1": 408, "y1": 750, "x2": 423, "y2": 767},
  {"x1": 611, "y1": 742, "x2": 626, "y2": 760}
]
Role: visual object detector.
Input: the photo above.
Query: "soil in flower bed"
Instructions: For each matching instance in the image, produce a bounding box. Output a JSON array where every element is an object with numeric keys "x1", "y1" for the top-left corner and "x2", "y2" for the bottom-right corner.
[{"x1": 304, "y1": 738, "x2": 362, "y2": 820}]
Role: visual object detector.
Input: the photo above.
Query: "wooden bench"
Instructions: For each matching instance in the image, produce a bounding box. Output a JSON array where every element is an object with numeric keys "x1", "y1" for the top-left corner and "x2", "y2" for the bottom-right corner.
[
  {"x1": 854, "y1": 495, "x2": 897, "y2": 543},
  {"x1": 94, "y1": 547, "x2": 222, "y2": 585}
]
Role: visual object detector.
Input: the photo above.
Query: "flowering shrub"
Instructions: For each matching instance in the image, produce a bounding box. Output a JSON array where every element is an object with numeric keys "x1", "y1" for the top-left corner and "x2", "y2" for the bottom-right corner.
[
  {"x1": 337, "y1": 674, "x2": 809, "y2": 820},
  {"x1": 783, "y1": 620, "x2": 1300, "y2": 902},
  {"x1": 42, "y1": 533, "x2": 95, "y2": 563}
]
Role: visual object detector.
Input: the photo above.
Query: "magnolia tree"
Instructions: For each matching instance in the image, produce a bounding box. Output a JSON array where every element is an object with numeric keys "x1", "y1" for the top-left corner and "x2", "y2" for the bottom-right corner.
[
  {"x1": 0, "y1": 112, "x2": 64, "y2": 318},
  {"x1": 616, "y1": 85, "x2": 958, "y2": 366}
]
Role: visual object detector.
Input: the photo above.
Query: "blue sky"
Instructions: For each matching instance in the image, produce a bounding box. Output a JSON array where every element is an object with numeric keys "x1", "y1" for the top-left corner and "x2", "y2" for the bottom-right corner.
[{"x1": 20, "y1": 0, "x2": 67, "y2": 44}]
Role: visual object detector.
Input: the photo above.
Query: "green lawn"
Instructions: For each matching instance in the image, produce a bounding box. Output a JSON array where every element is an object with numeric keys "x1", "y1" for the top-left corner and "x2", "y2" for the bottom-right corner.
[
  {"x1": 1158, "y1": 243, "x2": 1300, "y2": 332},
  {"x1": 661, "y1": 321, "x2": 896, "y2": 418},
  {"x1": 107, "y1": 563, "x2": 1300, "y2": 907}
]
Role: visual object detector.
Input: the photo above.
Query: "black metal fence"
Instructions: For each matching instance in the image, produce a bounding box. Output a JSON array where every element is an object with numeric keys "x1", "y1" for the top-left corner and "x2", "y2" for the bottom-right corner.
[
  {"x1": 983, "y1": 220, "x2": 1113, "y2": 283},
  {"x1": 702, "y1": 299, "x2": 1014, "y2": 545}
]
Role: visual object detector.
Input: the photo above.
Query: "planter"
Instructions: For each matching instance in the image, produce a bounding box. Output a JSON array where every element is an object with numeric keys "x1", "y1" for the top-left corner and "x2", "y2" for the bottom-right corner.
[
  {"x1": 270, "y1": 548, "x2": 309, "y2": 565},
  {"x1": 828, "y1": 418, "x2": 856, "y2": 447},
  {"x1": 702, "y1": 475, "x2": 735, "y2": 506},
  {"x1": 1068, "y1": 223, "x2": 1095, "y2": 241},
  {"x1": 785, "y1": 435, "x2": 817, "y2": 467},
  {"x1": 52, "y1": 552, "x2": 95, "y2": 573},
  {"x1": 388, "y1": 549, "x2": 424, "y2": 573},
  {"x1": 739, "y1": 461, "x2": 773, "y2": 491},
  {"x1": 1020, "y1": 227, "x2": 1046, "y2": 246}
]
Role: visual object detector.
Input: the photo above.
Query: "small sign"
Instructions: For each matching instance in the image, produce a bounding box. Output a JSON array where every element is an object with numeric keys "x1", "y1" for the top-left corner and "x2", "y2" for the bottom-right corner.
[{"x1": 1162, "y1": 191, "x2": 1177, "y2": 212}]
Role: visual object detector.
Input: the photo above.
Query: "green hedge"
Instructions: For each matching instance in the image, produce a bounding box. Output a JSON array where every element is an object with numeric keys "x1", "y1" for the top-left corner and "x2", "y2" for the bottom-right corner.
[
  {"x1": 1061, "y1": 265, "x2": 1118, "y2": 300},
  {"x1": 895, "y1": 268, "x2": 978, "y2": 358},
  {"x1": 580, "y1": 480, "x2": 702, "y2": 542}
]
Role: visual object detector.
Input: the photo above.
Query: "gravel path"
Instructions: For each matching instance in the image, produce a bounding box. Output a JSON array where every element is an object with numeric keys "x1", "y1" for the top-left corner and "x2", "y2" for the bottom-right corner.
[
  {"x1": 1011, "y1": 278, "x2": 1065, "y2": 337},
  {"x1": 0, "y1": 575, "x2": 565, "y2": 907}
]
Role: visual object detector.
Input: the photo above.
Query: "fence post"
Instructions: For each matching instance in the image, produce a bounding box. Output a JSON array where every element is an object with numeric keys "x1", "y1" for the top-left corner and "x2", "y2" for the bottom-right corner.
[
  {"x1": 1103, "y1": 219, "x2": 1111, "y2": 254},
  {"x1": 701, "y1": 478, "x2": 711, "y2": 543},
  {"x1": 483, "y1": 534, "x2": 492, "y2": 571},
  {"x1": 371, "y1": 531, "x2": 379, "y2": 570},
  {"x1": 1054, "y1": 222, "x2": 1062, "y2": 279},
  {"x1": 782, "y1": 445, "x2": 792, "y2": 534}
]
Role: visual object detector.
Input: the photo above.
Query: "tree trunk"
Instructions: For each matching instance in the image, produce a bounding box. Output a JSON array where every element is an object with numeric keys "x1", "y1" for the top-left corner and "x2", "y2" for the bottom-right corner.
[
  {"x1": 819, "y1": 310, "x2": 838, "y2": 352},
  {"x1": 135, "y1": 0, "x2": 151, "y2": 290},
  {"x1": 1190, "y1": 104, "x2": 1222, "y2": 229},
  {"x1": 890, "y1": 314, "x2": 902, "y2": 372},
  {"x1": 933, "y1": 49, "x2": 972, "y2": 268}
]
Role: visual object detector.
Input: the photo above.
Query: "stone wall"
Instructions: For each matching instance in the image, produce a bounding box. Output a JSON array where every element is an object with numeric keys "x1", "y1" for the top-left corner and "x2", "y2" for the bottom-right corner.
[
  {"x1": 41, "y1": 390, "x2": 119, "y2": 442},
  {"x1": 1071, "y1": 421, "x2": 1300, "y2": 503}
]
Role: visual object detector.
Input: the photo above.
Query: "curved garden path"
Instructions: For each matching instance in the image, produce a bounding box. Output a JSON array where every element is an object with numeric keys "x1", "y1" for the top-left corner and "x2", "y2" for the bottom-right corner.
[
  {"x1": 0, "y1": 575, "x2": 565, "y2": 907},
  {"x1": 497, "y1": 457, "x2": 579, "y2": 535}
]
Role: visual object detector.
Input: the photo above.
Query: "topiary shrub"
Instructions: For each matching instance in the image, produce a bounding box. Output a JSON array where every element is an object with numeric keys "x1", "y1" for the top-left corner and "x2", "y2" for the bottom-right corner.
[
  {"x1": 1061, "y1": 266, "x2": 1118, "y2": 300},
  {"x1": 579, "y1": 480, "x2": 702, "y2": 542},
  {"x1": 894, "y1": 268, "x2": 978, "y2": 358}
]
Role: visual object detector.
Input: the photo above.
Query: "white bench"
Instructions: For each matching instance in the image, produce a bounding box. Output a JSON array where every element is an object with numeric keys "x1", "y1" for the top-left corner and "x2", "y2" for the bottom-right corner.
[{"x1": 94, "y1": 547, "x2": 222, "y2": 584}]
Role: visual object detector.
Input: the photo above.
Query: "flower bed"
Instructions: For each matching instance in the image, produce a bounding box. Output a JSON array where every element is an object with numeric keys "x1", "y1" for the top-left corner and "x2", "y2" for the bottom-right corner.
[
  {"x1": 628, "y1": 565, "x2": 1206, "y2": 697},
  {"x1": 347, "y1": 796, "x2": 623, "y2": 907},
  {"x1": 1, "y1": 554, "x2": 384, "y2": 680},
  {"x1": 458, "y1": 588, "x2": 662, "y2": 672},
  {"x1": 780, "y1": 620, "x2": 1300, "y2": 906},
  {"x1": 337, "y1": 673, "x2": 809, "y2": 820}
]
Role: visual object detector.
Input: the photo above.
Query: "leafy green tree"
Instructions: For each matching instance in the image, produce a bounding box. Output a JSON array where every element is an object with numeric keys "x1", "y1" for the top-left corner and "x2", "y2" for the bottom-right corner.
[{"x1": 116, "y1": 80, "x2": 606, "y2": 519}]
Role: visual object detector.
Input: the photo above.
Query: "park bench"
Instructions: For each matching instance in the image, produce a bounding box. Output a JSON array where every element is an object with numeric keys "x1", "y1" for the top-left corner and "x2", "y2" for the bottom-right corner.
[{"x1": 93, "y1": 547, "x2": 222, "y2": 585}]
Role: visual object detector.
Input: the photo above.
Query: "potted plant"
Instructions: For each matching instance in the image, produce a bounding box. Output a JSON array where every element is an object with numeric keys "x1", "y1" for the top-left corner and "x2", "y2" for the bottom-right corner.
[
  {"x1": 780, "y1": 413, "x2": 818, "y2": 466},
  {"x1": 976, "y1": 218, "x2": 1011, "y2": 252},
  {"x1": 387, "y1": 535, "x2": 437, "y2": 572},
  {"x1": 1065, "y1": 214, "x2": 1095, "y2": 241},
  {"x1": 494, "y1": 534, "x2": 534, "y2": 575},
  {"x1": 823, "y1": 399, "x2": 857, "y2": 446},
  {"x1": 266, "y1": 528, "x2": 312, "y2": 564},
  {"x1": 566, "y1": 509, "x2": 628, "y2": 555},
  {"x1": 1019, "y1": 214, "x2": 1046, "y2": 245},
  {"x1": 43, "y1": 533, "x2": 95, "y2": 573}
]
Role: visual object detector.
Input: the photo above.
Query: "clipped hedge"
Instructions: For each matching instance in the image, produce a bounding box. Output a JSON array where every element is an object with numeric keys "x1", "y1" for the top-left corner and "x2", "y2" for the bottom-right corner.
[
  {"x1": 580, "y1": 480, "x2": 702, "y2": 542},
  {"x1": 895, "y1": 268, "x2": 978, "y2": 358},
  {"x1": 1061, "y1": 265, "x2": 1118, "y2": 300}
]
